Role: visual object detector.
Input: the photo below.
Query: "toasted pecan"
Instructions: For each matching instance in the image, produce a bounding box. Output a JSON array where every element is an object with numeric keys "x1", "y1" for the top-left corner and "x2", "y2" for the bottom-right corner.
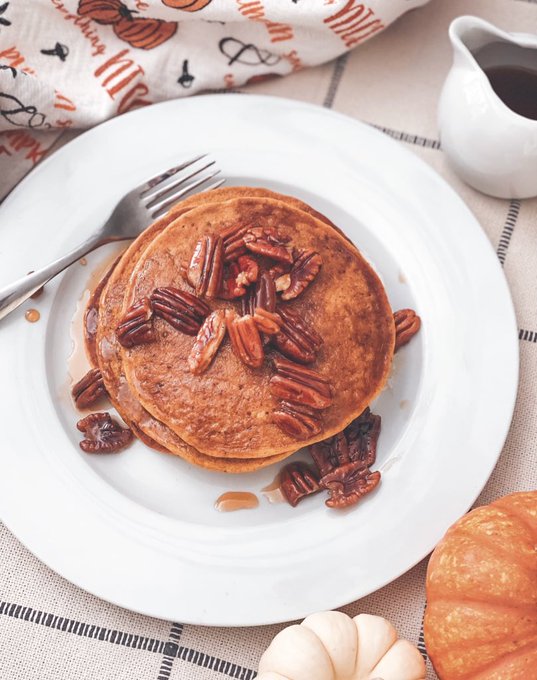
[
  {"x1": 272, "y1": 401, "x2": 323, "y2": 439},
  {"x1": 281, "y1": 248, "x2": 322, "y2": 301},
  {"x1": 270, "y1": 356, "x2": 332, "y2": 410},
  {"x1": 71, "y1": 368, "x2": 107, "y2": 409},
  {"x1": 187, "y1": 235, "x2": 224, "y2": 299},
  {"x1": 321, "y1": 463, "x2": 381, "y2": 508},
  {"x1": 253, "y1": 307, "x2": 281, "y2": 335},
  {"x1": 188, "y1": 309, "x2": 227, "y2": 374},
  {"x1": 226, "y1": 310, "x2": 264, "y2": 368},
  {"x1": 394, "y1": 308, "x2": 421, "y2": 350},
  {"x1": 280, "y1": 462, "x2": 321, "y2": 507},
  {"x1": 77, "y1": 412, "x2": 133, "y2": 453},
  {"x1": 244, "y1": 226, "x2": 293, "y2": 264},
  {"x1": 116, "y1": 298, "x2": 156, "y2": 349},
  {"x1": 273, "y1": 305, "x2": 322, "y2": 364},
  {"x1": 151, "y1": 287, "x2": 209, "y2": 335}
]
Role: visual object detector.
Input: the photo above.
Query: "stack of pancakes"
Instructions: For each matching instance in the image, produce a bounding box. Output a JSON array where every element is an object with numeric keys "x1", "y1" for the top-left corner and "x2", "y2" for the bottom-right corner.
[{"x1": 88, "y1": 187, "x2": 395, "y2": 473}]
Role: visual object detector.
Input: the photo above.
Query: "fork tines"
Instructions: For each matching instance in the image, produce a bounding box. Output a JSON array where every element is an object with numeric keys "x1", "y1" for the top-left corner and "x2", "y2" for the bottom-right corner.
[{"x1": 141, "y1": 154, "x2": 225, "y2": 219}]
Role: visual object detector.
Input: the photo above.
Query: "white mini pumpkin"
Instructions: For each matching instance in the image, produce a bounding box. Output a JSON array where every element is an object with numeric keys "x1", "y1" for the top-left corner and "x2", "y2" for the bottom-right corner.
[{"x1": 258, "y1": 611, "x2": 426, "y2": 680}]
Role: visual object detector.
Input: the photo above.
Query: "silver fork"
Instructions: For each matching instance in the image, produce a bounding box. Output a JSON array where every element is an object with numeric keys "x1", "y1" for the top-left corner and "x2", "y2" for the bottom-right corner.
[{"x1": 0, "y1": 154, "x2": 224, "y2": 321}]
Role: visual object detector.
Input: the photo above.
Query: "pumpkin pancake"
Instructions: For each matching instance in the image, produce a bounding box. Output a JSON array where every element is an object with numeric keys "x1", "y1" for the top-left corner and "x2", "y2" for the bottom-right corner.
[
  {"x1": 122, "y1": 197, "x2": 395, "y2": 460},
  {"x1": 95, "y1": 187, "x2": 338, "y2": 471}
]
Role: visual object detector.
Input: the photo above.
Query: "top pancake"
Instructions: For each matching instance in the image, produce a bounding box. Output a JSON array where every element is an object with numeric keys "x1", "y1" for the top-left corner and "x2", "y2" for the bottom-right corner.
[
  {"x1": 121, "y1": 196, "x2": 395, "y2": 459},
  {"x1": 95, "y1": 187, "x2": 340, "y2": 471}
]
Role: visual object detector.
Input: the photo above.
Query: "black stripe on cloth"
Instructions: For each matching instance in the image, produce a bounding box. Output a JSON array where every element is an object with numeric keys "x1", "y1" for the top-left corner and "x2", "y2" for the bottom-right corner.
[
  {"x1": 323, "y1": 53, "x2": 349, "y2": 108},
  {"x1": 157, "y1": 622, "x2": 185, "y2": 680},
  {"x1": 369, "y1": 123, "x2": 441, "y2": 149},
  {"x1": 203, "y1": 88, "x2": 245, "y2": 95},
  {"x1": 0, "y1": 601, "x2": 255, "y2": 679},
  {"x1": 321, "y1": 52, "x2": 442, "y2": 150},
  {"x1": 497, "y1": 199, "x2": 521, "y2": 265},
  {"x1": 519, "y1": 328, "x2": 537, "y2": 343},
  {"x1": 417, "y1": 617, "x2": 428, "y2": 662},
  {"x1": 415, "y1": 599, "x2": 429, "y2": 663}
]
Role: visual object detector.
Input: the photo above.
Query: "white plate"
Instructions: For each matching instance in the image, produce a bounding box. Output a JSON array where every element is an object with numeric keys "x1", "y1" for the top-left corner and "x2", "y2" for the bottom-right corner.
[{"x1": 0, "y1": 95, "x2": 518, "y2": 626}]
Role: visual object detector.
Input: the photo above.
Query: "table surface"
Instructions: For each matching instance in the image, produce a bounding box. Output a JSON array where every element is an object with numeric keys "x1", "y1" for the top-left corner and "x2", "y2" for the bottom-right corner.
[{"x1": 2, "y1": 1, "x2": 536, "y2": 678}]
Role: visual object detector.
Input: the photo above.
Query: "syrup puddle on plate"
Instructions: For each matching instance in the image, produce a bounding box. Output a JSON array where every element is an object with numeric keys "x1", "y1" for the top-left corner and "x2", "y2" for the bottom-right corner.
[
  {"x1": 25, "y1": 308, "x2": 40, "y2": 323},
  {"x1": 261, "y1": 472, "x2": 285, "y2": 504},
  {"x1": 68, "y1": 288, "x2": 92, "y2": 387},
  {"x1": 215, "y1": 492, "x2": 259, "y2": 512},
  {"x1": 68, "y1": 246, "x2": 126, "y2": 388}
]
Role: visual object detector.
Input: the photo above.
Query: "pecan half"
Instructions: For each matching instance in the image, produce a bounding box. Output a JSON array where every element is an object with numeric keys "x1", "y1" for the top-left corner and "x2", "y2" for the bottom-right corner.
[
  {"x1": 242, "y1": 270, "x2": 276, "y2": 315},
  {"x1": 394, "y1": 308, "x2": 421, "y2": 351},
  {"x1": 310, "y1": 432, "x2": 350, "y2": 477},
  {"x1": 222, "y1": 255, "x2": 259, "y2": 298},
  {"x1": 272, "y1": 401, "x2": 322, "y2": 439},
  {"x1": 77, "y1": 412, "x2": 133, "y2": 453},
  {"x1": 226, "y1": 310, "x2": 264, "y2": 368},
  {"x1": 244, "y1": 226, "x2": 293, "y2": 264},
  {"x1": 116, "y1": 298, "x2": 156, "y2": 349},
  {"x1": 309, "y1": 408, "x2": 381, "y2": 476},
  {"x1": 309, "y1": 438, "x2": 338, "y2": 478},
  {"x1": 186, "y1": 235, "x2": 224, "y2": 298},
  {"x1": 188, "y1": 309, "x2": 227, "y2": 375},
  {"x1": 280, "y1": 463, "x2": 321, "y2": 507},
  {"x1": 346, "y1": 407, "x2": 381, "y2": 467},
  {"x1": 281, "y1": 249, "x2": 322, "y2": 301},
  {"x1": 321, "y1": 462, "x2": 381, "y2": 508},
  {"x1": 253, "y1": 307, "x2": 281, "y2": 335},
  {"x1": 72, "y1": 368, "x2": 107, "y2": 409},
  {"x1": 151, "y1": 287, "x2": 209, "y2": 335},
  {"x1": 221, "y1": 224, "x2": 250, "y2": 262},
  {"x1": 270, "y1": 356, "x2": 333, "y2": 410},
  {"x1": 273, "y1": 306, "x2": 323, "y2": 364}
]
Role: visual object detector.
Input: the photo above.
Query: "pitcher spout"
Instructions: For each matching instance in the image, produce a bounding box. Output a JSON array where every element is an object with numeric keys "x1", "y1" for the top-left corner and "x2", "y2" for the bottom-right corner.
[
  {"x1": 450, "y1": 15, "x2": 537, "y2": 69},
  {"x1": 449, "y1": 16, "x2": 506, "y2": 69}
]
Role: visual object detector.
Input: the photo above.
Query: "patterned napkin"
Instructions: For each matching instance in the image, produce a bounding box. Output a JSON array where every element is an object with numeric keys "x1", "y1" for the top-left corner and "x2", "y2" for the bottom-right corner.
[{"x1": 0, "y1": 0, "x2": 429, "y2": 198}]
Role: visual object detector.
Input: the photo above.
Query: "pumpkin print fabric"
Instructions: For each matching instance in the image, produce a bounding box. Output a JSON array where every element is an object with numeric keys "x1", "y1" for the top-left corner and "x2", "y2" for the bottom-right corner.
[
  {"x1": 0, "y1": 0, "x2": 430, "y2": 199},
  {"x1": 78, "y1": 0, "x2": 178, "y2": 49}
]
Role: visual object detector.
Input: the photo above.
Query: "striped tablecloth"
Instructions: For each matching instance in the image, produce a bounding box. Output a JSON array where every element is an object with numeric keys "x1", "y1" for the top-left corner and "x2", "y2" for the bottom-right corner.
[{"x1": 1, "y1": 1, "x2": 536, "y2": 678}]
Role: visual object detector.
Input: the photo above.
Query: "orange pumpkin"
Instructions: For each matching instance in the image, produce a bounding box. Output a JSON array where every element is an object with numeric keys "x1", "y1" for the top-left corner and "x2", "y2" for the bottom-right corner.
[
  {"x1": 78, "y1": 0, "x2": 128, "y2": 24},
  {"x1": 424, "y1": 491, "x2": 537, "y2": 679},
  {"x1": 113, "y1": 16, "x2": 177, "y2": 49},
  {"x1": 161, "y1": 0, "x2": 212, "y2": 10}
]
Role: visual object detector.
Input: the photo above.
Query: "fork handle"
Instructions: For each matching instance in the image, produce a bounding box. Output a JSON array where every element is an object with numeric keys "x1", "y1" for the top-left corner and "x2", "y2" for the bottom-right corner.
[{"x1": 0, "y1": 232, "x2": 105, "y2": 322}]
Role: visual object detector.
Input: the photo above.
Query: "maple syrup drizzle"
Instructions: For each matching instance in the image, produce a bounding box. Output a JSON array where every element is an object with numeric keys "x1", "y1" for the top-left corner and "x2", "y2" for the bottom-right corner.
[
  {"x1": 215, "y1": 491, "x2": 259, "y2": 512},
  {"x1": 68, "y1": 289, "x2": 92, "y2": 387},
  {"x1": 25, "y1": 309, "x2": 40, "y2": 323},
  {"x1": 68, "y1": 247, "x2": 126, "y2": 387},
  {"x1": 261, "y1": 472, "x2": 285, "y2": 504},
  {"x1": 79, "y1": 257, "x2": 87, "y2": 266}
]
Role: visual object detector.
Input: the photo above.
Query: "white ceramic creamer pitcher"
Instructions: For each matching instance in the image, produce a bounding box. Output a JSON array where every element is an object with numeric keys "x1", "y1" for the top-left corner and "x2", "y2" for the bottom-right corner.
[{"x1": 439, "y1": 16, "x2": 537, "y2": 198}]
